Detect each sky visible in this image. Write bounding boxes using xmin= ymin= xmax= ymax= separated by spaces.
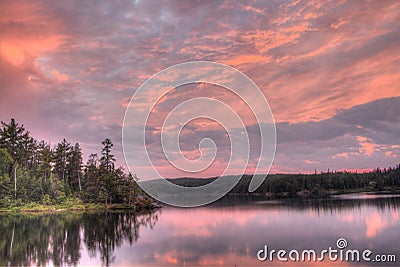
xmin=0 ymin=0 xmax=399 ymax=179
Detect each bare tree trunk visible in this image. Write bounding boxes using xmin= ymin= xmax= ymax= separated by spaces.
xmin=62 ymin=152 xmax=66 ymax=182
xmin=78 ymin=171 xmax=82 ymax=192
xmin=14 ymin=165 xmax=17 ymax=200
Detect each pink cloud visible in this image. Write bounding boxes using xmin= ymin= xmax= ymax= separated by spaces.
xmin=356 ymin=136 xmax=379 ymax=156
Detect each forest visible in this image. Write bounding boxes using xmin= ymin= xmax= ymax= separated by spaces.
xmin=233 ymin=166 xmax=400 ymax=196
xmin=170 ymin=166 xmax=400 ymax=197
xmin=0 ymin=118 xmax=153 ymax=211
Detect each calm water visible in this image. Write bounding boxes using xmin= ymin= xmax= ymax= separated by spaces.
xmin=1 ymin=194 xmax=400 ymax=266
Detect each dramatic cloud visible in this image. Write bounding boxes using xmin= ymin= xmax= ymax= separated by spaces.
xmin=1 ymin=0 xmax=399 ymax=176
xmin=274 ymin=97 xmax=400 ymax=173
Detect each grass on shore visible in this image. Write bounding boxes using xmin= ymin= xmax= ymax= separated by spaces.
xmin=0 ymin=197 xmax=160 ymax=213
xmin=0 ymin=201 xmax=104 ymax=213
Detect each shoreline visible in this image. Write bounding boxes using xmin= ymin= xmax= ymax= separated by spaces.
xmin=2 ymin=189 xmax=400 ymax=213
xmin=0 ymin=202 xmax=162 ymax=214
xmin=228 ymin=187 xmax=400 ymax=198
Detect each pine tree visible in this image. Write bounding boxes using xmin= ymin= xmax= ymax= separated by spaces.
xmin=53 ymin=139 xmax=72 ymax=183
xmin=82 ymin=154 xmax=100 ymax=202
xmin=68 ymin=143 xmax=83 ymax=192
xmin=0 ymin=119 xmax=36 ymax=199
xmin=100 ymin=138 xmax=115 ymax=172
xmin=0 ymin=148 xmax=13 ymax=200
xmin=36 ymin=141 xmax=51 ymax=184
xmin=0 ymin=118 xmax=35 ymax=169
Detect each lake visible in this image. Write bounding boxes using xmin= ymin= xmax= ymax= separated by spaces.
xmin=1 ymin=193 xmax=399 ymax=266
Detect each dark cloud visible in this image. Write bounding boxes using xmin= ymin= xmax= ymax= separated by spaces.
xmin=273 ymin=97 xmax=400 ymax=172
xmin=277 ymin=97 xmax=400 ymax=143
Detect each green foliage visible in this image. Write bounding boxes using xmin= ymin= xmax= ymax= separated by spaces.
xmin=100 ymin=138 xmax=115 ymax=171
xmin=0 ymin=148 xmax=13 ymax=173
xmin=170 ymin=166 xmax=400 ymax=197
xmin=62 ymin=197 xmax=84 ymax=209
xmin=15 ymin=166 xmax=43 ymax=202
xmin=42 ymin=194 xmax=52 ymax=205
xmin=0 ymin=118 xmax=35 ymax=168
xmin=0 ymin=196 xmax=12 ymax=208
xmin=0 ymin=118 xmax=147 ymax=209
xmin=56 ymin=192 xmax=67 ymax=204
xmin=53 ymin=138 xmax=71 ymax=183
xmin=82 ymin=139 xmax=142 ymax=205
xmin=0 ymin=147 xmax=14 ymax=199
xmin=226 ymin=166 xmax=400 ymax=196
xmin=36 ymin=140 xmax=51 ymax=185
xmin=68 ymin=143 xmax=83 ymax=192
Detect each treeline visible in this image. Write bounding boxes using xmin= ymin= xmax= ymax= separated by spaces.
xmin=231 ymin=167 xmax=400 ymax=196
xmin=0 ymin=118 xmax=143 ymax=207
xmin=170 ymin=167 xmax=400 ymax=197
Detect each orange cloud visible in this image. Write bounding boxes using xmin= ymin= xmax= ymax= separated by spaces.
xmin=223 ymin=54 xmax=271 ymax=66
xmin=0 ymin=2 xmax=66 ymax=67
xmin=52 ymin=69 xmax=69 ymax=82
xmin=356 ymin=136 xmax=378 ymax=156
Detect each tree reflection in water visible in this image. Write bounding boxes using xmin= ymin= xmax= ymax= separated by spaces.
xmin=0 ymin=210 xmax=160 ymax=266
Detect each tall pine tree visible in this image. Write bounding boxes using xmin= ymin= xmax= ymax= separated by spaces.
xmin=53 ymin=139 xmax=71 ymax=183
xmin=100 ymin=138 xmax=115 ymax=172
xmin=68 ymin=143 xmax=83 ymax=192
xmin=0 ymin=118 xmax=35 ymax=169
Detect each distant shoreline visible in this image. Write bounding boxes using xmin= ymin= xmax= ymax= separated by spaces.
xmin=228 ymin=188 xmax=400 ymax=198
xmin=162 ymin=168 xmax=400 ymax=198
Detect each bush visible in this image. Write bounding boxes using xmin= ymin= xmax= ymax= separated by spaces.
xmin=56 ymin=192 xmax=66 ymax=204
xmin=0 ymin=196 xmax=12 ymax=208
xmin=13 ymin=198 xmax=24 ymax=207
xmin=42 ymin=194 xmax=52 ymax=205
xmin=61 ymin=197 xmax=84 ymax=208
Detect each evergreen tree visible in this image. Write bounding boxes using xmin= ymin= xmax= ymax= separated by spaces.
xmin=36 ymin=141 xmax=52 ymax=184
xmin=99 ymin=139 xmax=118 ymax=204
xmin=53 ymin=139 xmax=72 ymax=183
xmin=0 ymin=118 xmax=150 ymax=207
xmin=68 ymin=143 xmax=83 ymax=192
xmin=0 ymin=118 xmax=35 ymax=169
xmin=82 ymin=154 xmax=100 ymax=202
xmin=15 ymin=165 xmax=43 ymax=202
xmin=100 ymin=138 xmax=115 ymax=171
xmin=0 ymin=148 xmax=13 ymax=201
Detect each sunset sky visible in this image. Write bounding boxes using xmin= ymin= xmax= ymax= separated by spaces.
xmin=1 ymin=0 xmax=399 ymax=178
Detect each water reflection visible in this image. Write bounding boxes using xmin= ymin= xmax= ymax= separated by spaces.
xmin=126 ymin=195 xmax=400 ymax=266
xmin=0 ymin=211 xmax=160 ymax=266
xmin=0 ymin=194 xmax=399 ymax=266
